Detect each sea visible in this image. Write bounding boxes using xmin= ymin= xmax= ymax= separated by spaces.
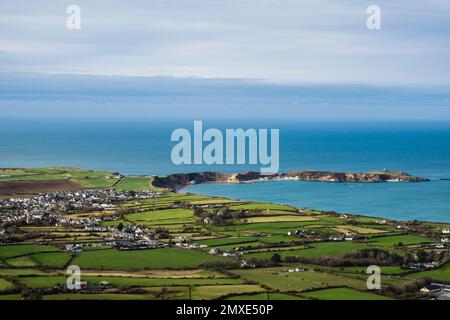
xmin=1 ymin=118 xmax=450 ymax=222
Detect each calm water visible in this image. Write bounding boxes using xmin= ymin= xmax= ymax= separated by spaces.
xmin=1 ymin=119 xmax=450 ymax=221
xmin=185 ymin=180 xmax=450 ymax=223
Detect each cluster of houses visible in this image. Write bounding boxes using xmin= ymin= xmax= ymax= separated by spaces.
xmin=329 ymin=231 xmax=354 ymax=241
xmin=409 ymin=261 xmax=438 ymax=271
xmin=176 ymin=242 xmax=207 ymax=249
xmin=282 ymin=267 xmax=307 ymax=273
xmin=209 ymin=247 xmax=241 ymax=257
xmin=420 ymin=283 xmax=450 ymax=300
xmin=110 ymin=239 xmax=166 ymax=251
xmin=286 ymin=229 xmax=354 ymax=241
xmin=0 ymin=189 xmax=160 ymax=228
xmin=65 ymin=244 xmax=83 ymax=253
xmin=0 ymin=189 xmax=165 ymax=250
xmin=287 ymin=229 xmax=323 ymax=240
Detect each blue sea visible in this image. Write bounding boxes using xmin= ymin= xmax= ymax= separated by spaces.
xmin=1 ymin=119 xmax=450 ymax=222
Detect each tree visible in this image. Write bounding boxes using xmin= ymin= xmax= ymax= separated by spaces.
xmin=194 ymin=207 xmax=205 ymax=217
xmin=416 ymin=249 xmax=427 ymax=263
xmin=117 ymin=222 xmax=124 ymax=231
xmin=271 ymin=253 xmax=282 ymax=265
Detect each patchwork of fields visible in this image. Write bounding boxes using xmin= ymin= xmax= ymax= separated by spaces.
xmin=0 ymin=168 xmax=449 ymax=300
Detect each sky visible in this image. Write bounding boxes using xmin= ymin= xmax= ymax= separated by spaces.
xmin=0 ymin=0 xmax=450 ymax=119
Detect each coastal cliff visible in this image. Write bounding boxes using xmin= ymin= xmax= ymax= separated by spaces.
xmin=152 ymin=170 xmax=429 ymax=191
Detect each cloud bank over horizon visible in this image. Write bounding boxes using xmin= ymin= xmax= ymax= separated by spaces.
xmin=1 ymin=0 xmax=450 ymax=85
xmin=1 ymin=73 xmax=450 ymax=120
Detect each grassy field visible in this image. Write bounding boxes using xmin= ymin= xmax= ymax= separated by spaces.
xmin=17 ymin=275 xmax=243 ymax=289
xmin=232 ymin=268 xmax=367 ymax=292
xmin=368 ymin=234 xmax=433 ymax=247
xmin=226 ymin=293 xmax=305 ymax=300
xmin=42 ymin=293 xmax=156 ymax=300
xmin=244 ymin=241 xmax=369 ymax=260
xmin=125 ymin=209 xmax=194 ymax=223
xmin=5 ymin=256 xmax=39 ymax=267
xmin=191 ymin=284 xmax=265 ymax=300
xmin=79 ymin=269 xmax=223 ymax=278
xmin=406 ymin=262 xmax=450 ymax=282
xmin=31 ymin=252 xmax=73 ymax=268
xmin=0 ymin=167 xmax=118 ymax=188
xmin=244 ymin=216 xmax=319 ymax=223
xmin=0 ymin=244 xmax=60 ymax=259
xmin=0 ymin=294 xmax=22 ymax=300
xmin=229 ymin=203 xmax=297 ymax=212
xmin=114 ymin=176 xmax=161 ymax=191
xmin=71 ymin=248 xmax=224 ymax=270
xmin=196 ymin=236 xmax=260 ymax=247
xmin=301 ymin=287 xmax=392 ymax=300
xmin=0 ymin=278 xmax=15 ymax=291
xmin=0 ymin=268 xmax=52 ymax=276
xmin=341 ymin=266 xmax=407 ymax=275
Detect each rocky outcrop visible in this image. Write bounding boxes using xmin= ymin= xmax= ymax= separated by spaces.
xmin=280 ymin=170 xmax=429 ymax=183
xmin=152 ymin=172 xmax=236 ymax=191
xmin=153 ymin=170 xmax=429 ymax=191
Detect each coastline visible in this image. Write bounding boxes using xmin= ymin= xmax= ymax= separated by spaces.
xmin=181 ymin=179 xmax=450 ymax=224
xmin=153 ymin=170 xmax=429 ymax=191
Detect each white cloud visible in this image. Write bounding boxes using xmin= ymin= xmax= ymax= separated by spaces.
xmin=0 ymin=0 xmax=449 ymax=85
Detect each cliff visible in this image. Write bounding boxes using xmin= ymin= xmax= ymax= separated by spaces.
xmin=152 ymin=170 xmax=429 ymax=191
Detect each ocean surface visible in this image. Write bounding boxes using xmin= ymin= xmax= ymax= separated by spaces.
xmin=1 ymin=119 xmax=450 ymax=222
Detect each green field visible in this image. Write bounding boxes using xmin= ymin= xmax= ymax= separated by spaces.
xmin=17 ymin=275 xmax=242 ymax=289
xmin=191 ymin=284 xmax=265 ymax=300
xmin=301 ymin=287 xmax=391 ymax=300
xmin=0 ymin=244 xmax=60 ymax=259
xmin=5 ymin=256 xmax=39 ymax=267
xmin=244 ymin=241 xmax=369 ymax=260
xmin=0 ymin=268 xmax=52 ymax=276
xmin=233 ymin=268 xmax=367 ymax=292
xmin=406 ymin=262 xmax=450 ymax=282
xmin=114 ymin=176 xmax=159 ymax=191
xmin=31 ymin=252 xmax=73 ymax=268
xmin=71 ymin=248 xmax=225 ymax=270
xmin=229 ymin=203 xmax=297 ymax=212
xmin=42 ymin=293 xmax=156 ymax=300
xmin=196 ymin=236 xmax=260 ymax=247
xmin=0 ymin=294 xmax=22 ymax=300
xmin=0 ymin=167 xmax=118 ymax=188
xmin=368 ymin=235 xmax=433 ymax=247
xmin=0 ymin=278 xmax=15 ymax=291
xmin=125 ymin=209 xmax=194 ymax=223
xmin=226 ymin=293 xmax=305 ymax=300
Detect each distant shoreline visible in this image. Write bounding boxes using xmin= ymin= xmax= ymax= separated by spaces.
xmin=153 ymin=170 xmax=430 ymax=191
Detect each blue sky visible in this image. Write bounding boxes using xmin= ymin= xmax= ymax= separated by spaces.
xmin=0 ymin=0 xmax=450 ymax=119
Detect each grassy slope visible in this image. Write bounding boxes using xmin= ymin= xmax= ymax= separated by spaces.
xmin=71 ymin=248 xmax=224 ymax=270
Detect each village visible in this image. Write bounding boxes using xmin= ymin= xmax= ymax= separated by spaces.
xmin=0 ymin=181 xmax=449 ymax=300
xmin=0 ymin=189 xmax=169 ymax=251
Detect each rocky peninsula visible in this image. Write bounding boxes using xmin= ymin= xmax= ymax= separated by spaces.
xmin=152 ymin=170 xmax=430 ymax=191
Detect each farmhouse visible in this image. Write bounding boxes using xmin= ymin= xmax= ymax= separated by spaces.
xmin=420 ymin=283 xmax=450 ymax=294
xmin=240 ymin=259 xmax=256 ymax=269
xmin=209 ymin=247 xmax=220 ymax=255
xmin=409 ymin=262 xmax=436 ymax=270
xmin=65 ymin=244 xmax=83 ymax=253
xmin=421 ymin=283 xmax=443 ymax=294
xmin=223 ymin=250 xmax=237 ymax=257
